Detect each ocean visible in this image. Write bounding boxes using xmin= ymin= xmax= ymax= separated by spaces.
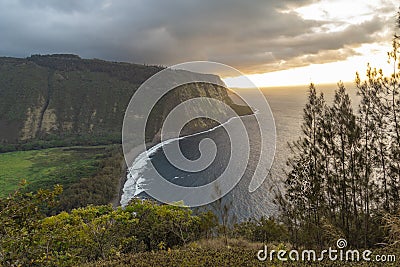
xmin=121 ymin=83 xmax=360 ymax=221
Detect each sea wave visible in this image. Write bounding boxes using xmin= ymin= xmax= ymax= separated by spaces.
xmin=120 ymin=114 xmax=247 ymax=207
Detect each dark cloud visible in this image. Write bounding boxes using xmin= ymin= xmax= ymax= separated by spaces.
xmin=18 ymin=0 xmax=99 ymax=13
xmin=0 ymin=0 xmax=395 ymax=74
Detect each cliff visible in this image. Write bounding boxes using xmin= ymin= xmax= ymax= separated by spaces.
xmin=0 ymin=54 xmax=237 ymax=150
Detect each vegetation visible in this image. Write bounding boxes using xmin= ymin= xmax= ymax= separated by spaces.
xmin=0 ymin=182 xmax=397 ymax=267
xmin=232 ymin=217 xmax=289 ymax=243
xmin=0 ymin=54 xmax=241 ymax=151
xmin=56 ymin=145 xmax=124 ymax=212
xmin=229 ymin=103 xmax=254 ymax=116
xmin=0 ymin=133 xmax=121 ymax=153
xmin=0 ymin=186 xmax=220 ymax=266
xmin=86 ymin=246 xmax=266 ymax=267
xmin=85 ymin=247 xmax=398 ymax=267
xmin=0 ymin=145 xmax=124 ymax=213
xmin=277 ymin=11 xmax=400 ymax=249
xmin=0 ymin=146 xmax=106 ymax=197
xmin=2 ymin=8 xmax=400 ymax=267
xmin=0 ymin=182 xmax=63 ymax=266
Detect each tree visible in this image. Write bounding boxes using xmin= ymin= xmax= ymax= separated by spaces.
xmin=328 ymin=82 xmax=364 ymax=246
xmin=233 ymin=217 xmax=288 ymax=243
xmin=210 ymin=183 xmax=236 ymax=246
xmin=0 ymin=181 xmax=62 ymax=265
xmin=280 ymin=83 xmax=326 ymax=247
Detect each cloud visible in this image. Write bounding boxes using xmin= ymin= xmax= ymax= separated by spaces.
xmin=0 ymin=0 xmax=396 ymax=74
xmin=17 ymin=0 xmax=99 ymax=13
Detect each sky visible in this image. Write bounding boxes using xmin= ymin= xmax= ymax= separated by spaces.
xmin=0 ymin=0 xmax=398 ymax=87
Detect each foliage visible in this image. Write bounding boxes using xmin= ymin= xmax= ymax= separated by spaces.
xmin=384 ymin=211 xmax=400 ymax=247
xmin=0 ymin=187 xmax=217 ymax=266
xmin=278 ymin=81 xmax=391 ymax=248
xmin=34 ymin=205 xmax=139 ymax=266
xmin=0 ymin=54 xmax=241 ymax=151
xmin=229 ymin=103 xmax=254 ymax=116
xmin=0 ymin=145 xmax=125 ymax=212
xmin=84 ymin=245 xmax=399 ymax=267
xmin=125 ymin=199 xmax=209 ymax=250
xmin=209 ymin=184 xmax=236 ymax=246
xmin=0 ymin=181 xmax=62 ymax=266
xmin=278 ymin=12 xmax=400 ymax=249
xmin=57 ymin=145 xmax=124 ymax=212
xmin=280 ymin=83 xmax=327 ymax=247
xmin=0 ymin=133 xmax=122 ymax=153
xmin=232 ymin=216 xmax=289 ymax=243
xmin=0 ymin=146 xmax=107 ymax=197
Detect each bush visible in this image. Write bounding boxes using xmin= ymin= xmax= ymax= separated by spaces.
xmin=0 ymin=187 xmax=217 ymax=266
xmin=232 ymin=216 xmax=289 ymax=243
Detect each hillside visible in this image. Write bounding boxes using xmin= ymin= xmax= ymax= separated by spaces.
xmin=0 ymin=54 xmax=248 ymax=209
xmin=0 ymin=54 xmax=236 ymax=151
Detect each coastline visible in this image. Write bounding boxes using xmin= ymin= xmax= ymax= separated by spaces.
xmin=112 ymin=141 xmax=156 ymax=207
xmin=115 ymin=104 xmax=255 ymax=207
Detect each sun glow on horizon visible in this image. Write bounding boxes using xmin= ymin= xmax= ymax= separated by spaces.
xmin=223 ymin=0 xmax=398 ymax=88
xmin=223 ymin=41 xmax=395 ymax=88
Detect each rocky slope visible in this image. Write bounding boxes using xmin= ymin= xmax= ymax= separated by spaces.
xmin=0 ymin=54 xmax=236 ymax=149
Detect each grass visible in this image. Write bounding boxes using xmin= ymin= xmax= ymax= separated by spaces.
xmin=85 ymin=239 xmax=399 ymax=267
xmin=86 ymin=247 xmax=399 ymax=267
xmin=0 ymin=146 xmax=110 ymax=197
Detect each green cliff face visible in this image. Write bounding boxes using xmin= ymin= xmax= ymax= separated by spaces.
xmin=0 ymin=54 xmax=234 ymax=148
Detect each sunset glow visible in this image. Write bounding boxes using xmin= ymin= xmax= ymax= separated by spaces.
xmin=224 ymin=0 xmax=398 ymax=87
xmin=0 ymin=0 xmax=398 ymax=88
xmin=224 ymin=42 xmax=394 ymax=88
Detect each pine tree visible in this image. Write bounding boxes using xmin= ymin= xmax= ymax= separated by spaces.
xmin=278 ymin=9 xmax=400 ymax=248
xmin=385 ymin=12 xmax=400 ymax=211
xmin=282 ymin=83 xmax=326 ymax=247
xmin=328 ymin=82 xmax=362 ymax=245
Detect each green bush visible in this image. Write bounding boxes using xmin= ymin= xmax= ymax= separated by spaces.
xmin=232 ymin=216 xmax=289 ymax=243
xmin=0 ymin=186 xmax=217 ymax=266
